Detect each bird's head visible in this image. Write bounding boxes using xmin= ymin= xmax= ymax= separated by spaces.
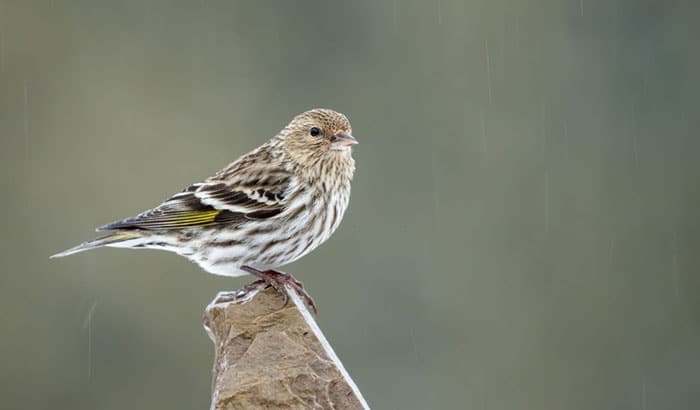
xmin=281 ymin=109 xmax=357 ymax=166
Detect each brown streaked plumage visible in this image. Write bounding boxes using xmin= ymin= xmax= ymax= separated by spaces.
xmin=51 ymin=108 xmax=358 ymax=311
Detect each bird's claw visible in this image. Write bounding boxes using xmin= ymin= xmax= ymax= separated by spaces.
xmin=240 ymin=266 xmax=318 ymax=314
xmin=212 ymin=279 xmax=268 ymax=305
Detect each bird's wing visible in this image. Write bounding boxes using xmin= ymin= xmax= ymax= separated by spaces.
xmin=97 ymin=169 xmax=295 ymax=232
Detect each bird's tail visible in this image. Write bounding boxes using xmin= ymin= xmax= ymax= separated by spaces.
xmin=50 ymin=231 xmax=145 ymax=258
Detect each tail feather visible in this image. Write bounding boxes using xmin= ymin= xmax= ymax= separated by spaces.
xmin=50 ymin=232 xmax=144 ymax=258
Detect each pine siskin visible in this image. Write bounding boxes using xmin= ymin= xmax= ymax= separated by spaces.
xmin=51 ymin=108 xmax=358 ymax=312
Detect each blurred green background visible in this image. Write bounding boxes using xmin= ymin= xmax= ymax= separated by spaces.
xmin=1 ymin=0 xmax=699 ymax=409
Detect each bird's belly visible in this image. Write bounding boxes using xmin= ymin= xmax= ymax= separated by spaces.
xmin=189 ymin=227 xmax=322 ymax=277
xmin=197 ymin=262 xmax=250 ymax=277
xmin=187 ymin=192 xmax=349 ymax=277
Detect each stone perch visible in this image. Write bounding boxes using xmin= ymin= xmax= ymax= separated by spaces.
xmin=203 ymin=285 xmax=370 ymax=410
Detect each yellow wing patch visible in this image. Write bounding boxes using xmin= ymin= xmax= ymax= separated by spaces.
xmin=98 ymin=209 xmax=224 ymax=231
xmin=153 ymin=210 xmax=221 ymax=228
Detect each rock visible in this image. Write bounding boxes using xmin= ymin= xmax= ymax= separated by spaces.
xmin=203 ymin=285 xmax=369 ymax=410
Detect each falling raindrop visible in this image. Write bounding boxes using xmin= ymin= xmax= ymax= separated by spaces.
xmin=609 ymin=237 xmax=615 ymax=265
xmin=642 ymin=53 xmax=652 ymax=96
xmin=485 ymin=39 xmax=493 ymax=104
xmin=672 ymin=231 xmax=680 ymax=297
xmin=563 ymin=120 xmax=569 ymax=160
xmin=23 ymin=82 xmax=29 ymax=162
xmin=479 ymin=109 xmax=487 ymax=154
xmin=544 ymin=171 xmax=550 ymax=234
xmin=23 ymin=83 xmax=29 ymax=137
xmin=0 ymin=29 xmax=4 ymax=74
xmin=631 ymin=104 xmax=639 ymax=167
xmin=82 ymin=301 xmax=99 ymax=381
xmin=479 ymin=379 xmax=486 ymax=410
xmin=430 ymin=147 xmax=440 ymax=224
xmin=540 ymin=101 xmax=547 ymax=154
xmin=408 ymin=326 xmax=419 ymax=364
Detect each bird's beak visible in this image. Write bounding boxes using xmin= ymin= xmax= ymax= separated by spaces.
xmin=331 ymin=131 xmax=358 ymax=149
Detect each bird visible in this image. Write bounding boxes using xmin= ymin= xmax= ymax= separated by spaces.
xmin=51 ymin=108 xmax=358 ymax=312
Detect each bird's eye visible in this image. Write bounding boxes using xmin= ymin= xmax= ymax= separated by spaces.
xmin=310 ymin=127 xmax=321 ymax=137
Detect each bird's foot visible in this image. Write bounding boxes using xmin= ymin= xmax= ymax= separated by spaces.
xmin=240 ymin=266 xmax=317 ymax=314
xmin=212 ymin=279 xmax=268 ymax=305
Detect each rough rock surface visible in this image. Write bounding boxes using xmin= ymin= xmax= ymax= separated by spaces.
xmin=203 ymin=286 xmax=369 ymax=410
